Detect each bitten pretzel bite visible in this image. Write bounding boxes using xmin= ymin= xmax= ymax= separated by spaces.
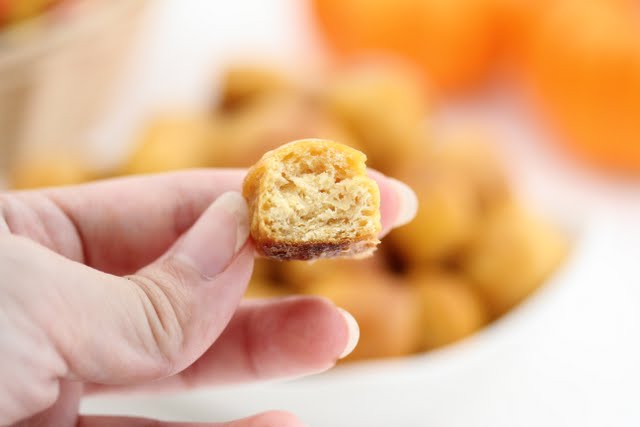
xmin=242 ymin=139 xmax=381 ymax=260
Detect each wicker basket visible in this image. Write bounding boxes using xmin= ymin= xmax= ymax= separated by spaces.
xmin=0 ymin=0 xmax=148 ymax=175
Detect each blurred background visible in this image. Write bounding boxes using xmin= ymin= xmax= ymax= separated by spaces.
xmin=1 ymin=0 xmax=639 ymax=425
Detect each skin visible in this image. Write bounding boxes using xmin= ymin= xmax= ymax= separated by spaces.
xmin=0 ymin=169 xmax=411 ymax=427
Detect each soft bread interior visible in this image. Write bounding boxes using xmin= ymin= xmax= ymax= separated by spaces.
xmin=258 ymin=144 xmax=378 ymax=243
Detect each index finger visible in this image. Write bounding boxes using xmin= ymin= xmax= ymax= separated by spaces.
xmin=1 ymin=169 xmax=415 ymax=274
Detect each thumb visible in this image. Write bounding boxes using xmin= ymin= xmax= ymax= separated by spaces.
xmin=9 ymin=191 xmax=252 ymax=387
xmin=121 ymin=191 xmax=253 ymax=380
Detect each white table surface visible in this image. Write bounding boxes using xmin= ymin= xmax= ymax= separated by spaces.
xmin=81 ymin=1 xmax=640 ymax=425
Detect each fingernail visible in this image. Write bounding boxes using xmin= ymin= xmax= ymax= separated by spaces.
xmin=337 ymin=308 xmax=360 ymax=359
xmin=219 ymin=192 xmax=251 ymax=254
xmin=388 ymin=177 xmax=418 ymax=228
xmin=174 ymin=192 xmax=249 ymax=278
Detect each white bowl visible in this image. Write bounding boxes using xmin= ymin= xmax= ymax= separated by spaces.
xmin=81 ymin=210 xmax=597 ymax=427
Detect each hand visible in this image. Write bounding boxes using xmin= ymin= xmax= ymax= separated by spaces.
xmin=0 ymin=169 xmax=417 ymax=427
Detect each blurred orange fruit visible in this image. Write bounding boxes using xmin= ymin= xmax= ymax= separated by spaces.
xmin=310 ymin=0 xmax=503 ymax=92
xmin=521 ymin=0 xmax=640 ymax=173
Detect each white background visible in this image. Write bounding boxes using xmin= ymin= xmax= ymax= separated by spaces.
xmin=82 ymin=1 xmax=640 ymax=425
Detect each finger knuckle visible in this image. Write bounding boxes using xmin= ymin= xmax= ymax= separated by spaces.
xmin=127 ymin=265 xmax=192 ymax=374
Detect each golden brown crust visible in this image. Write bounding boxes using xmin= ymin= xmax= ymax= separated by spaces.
xmin=257 ymin=238 xmax=378 ymax=261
